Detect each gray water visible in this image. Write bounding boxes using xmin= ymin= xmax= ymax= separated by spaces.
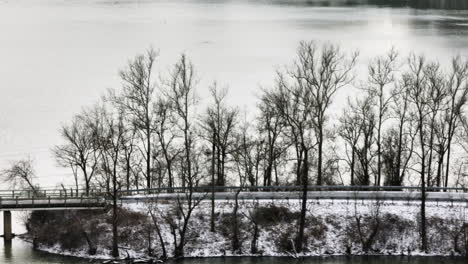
xmin=2 ymin=0 xmax=468 ymax=183
xmin=0 ymin=237 xmax=467 ymax=264
xmin=172 ymin=256 xmax=468 ymax=264
xmin=1 ymin=0 xmax=468 ymax=262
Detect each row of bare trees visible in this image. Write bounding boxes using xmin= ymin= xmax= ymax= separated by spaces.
xmin=44 ymin=42 xmax=468 ymax=255
xmin=53 ymin=45 xmax=468 ymax=196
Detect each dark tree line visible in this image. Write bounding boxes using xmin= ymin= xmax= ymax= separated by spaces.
xmin=49 ymin=42 xmax=468 ymax=255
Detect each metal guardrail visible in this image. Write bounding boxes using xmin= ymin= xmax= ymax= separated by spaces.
xmin=0 ymin=196 xmax=106 ymax=210
xmin=120 ymin=190 xmax=468 ymax=203
xmin=0 ymin=188 xmax=103 ymax=199
xmin=1 ymin=185 xmax=466 ymax=199
xmin=0 ymin=188 xmax=106 ymax=210
xmin=117 ymin=185 xmax=468 ymax=196
xmin=0 ymin=185 xmax=465 ymax=210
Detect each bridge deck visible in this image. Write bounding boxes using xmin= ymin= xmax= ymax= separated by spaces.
xmin=0 ymin=197 xmax=106 ymax=211
xmin=0 ymin=185 xmax=466 ymax=210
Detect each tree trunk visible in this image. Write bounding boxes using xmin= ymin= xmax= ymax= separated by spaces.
xmin=418 ymin=120 xmax=428 ymax=252
xmin=211 ymin=133 xmax=216 ymax=232
xmin=126 ymin=159 xmax=131 ymax=191
xmin=232 ymin=190 xmax=241 ymax=253
xmin=317 ymin=129 xmax=323 ymax=186
xmin=350 ymin=148 xmax=355 ymax=186
xmin=427 ymin=122 xmax=435 ymax=187
xmin=444 ymin=118 xmax=455 ymax=190
xmin=436 ymin=149 xmax=444 ymax=188
xmin=112 ymin=193 xmax=119 ymax=257
xmin=296 ymin=147 xmax=308 ymax=252
xmin=396 ymin=118 xmax=404 ymax=186
xmin=377 ymin=115 xmax=382 ymax=186
xmin=155 ymin=222 xmax=167 ymax=260
xmin=251 ymin=222 xmax=258 ymax=254
xmin=146 ymin=127 xmax=151 ymax=189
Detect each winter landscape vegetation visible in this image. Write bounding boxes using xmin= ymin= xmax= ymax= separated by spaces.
xmin=1 ymin=1 xmax=468 ymax=264
xmin=8 ymin=41 xmax=468 ymax=262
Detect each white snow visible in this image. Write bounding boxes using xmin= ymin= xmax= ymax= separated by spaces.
xmin=27 ymin=198 xmax=468 ymax=260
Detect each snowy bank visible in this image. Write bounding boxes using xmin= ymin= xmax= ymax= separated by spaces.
xmin=24 ymin=198 xmax=468 ymax=260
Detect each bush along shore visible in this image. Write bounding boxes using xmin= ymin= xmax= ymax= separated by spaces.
xmin=22 ymin=199 xmax=468 ymax=262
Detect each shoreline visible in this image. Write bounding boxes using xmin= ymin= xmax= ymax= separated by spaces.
xmin=22 ymin=240 xmax=468 ymax=263
xmin=22 ymin=200 xmax=468 ymax=261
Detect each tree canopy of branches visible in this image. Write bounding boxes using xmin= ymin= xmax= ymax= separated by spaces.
xmin=2 ymin=158 xmax=38 ymax=195
xmin=113 ymin=48 xmax=158 ymax=189
xmin=47 ymin=43 xmax=468 ymax=257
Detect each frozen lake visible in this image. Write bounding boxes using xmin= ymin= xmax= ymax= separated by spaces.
xmin=1 ymin=0 xmax=468 ymax=185
xmin=0 ymin=238 xmax=467 ymax=264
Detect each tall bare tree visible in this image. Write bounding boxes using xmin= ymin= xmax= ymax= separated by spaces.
xmin=154 ymin=97 xmax=181 ymax=190
xmin=201 ymin=83 xmax=238 ymax=232
xmin=423 ymin=62 xmax=447 ymax=187
xmin=53 ymin=110 xmax=101 ymax=195
xmin=339 ymin=98 xmax=364 ymax=185
xmin=405 ymin=54 xmax=430 ymax=252
xmin=113 ymin=48 xmax=158 ymax=189
xmin=443 ymin=57 xmax=468 ymax=189
xmin=232 ymin=114 xmax=264 ymax=188
xmin=92 ymin=104 xmax=126 ymax=258
xmin=258 ymin=93 xmax=285 ymax=186
xmin=353 ymin=96 xmax=376 ymax=186
xmin=385 ymin=77 xmax=417 ymax=186
xmin=292 ymin=41 xmax=357 ymax=186
xmin=202 ymin=84 xmax=238 ymax=187
xmin=165 ymin=54 xmax=205 ymax=257
xmin=365 ymin=48 xmax=398 ymax=186
xmin=264 ymin=41 xmax=356 ymax=252
xmin=120 ymin=123 xmax=138 ymax=191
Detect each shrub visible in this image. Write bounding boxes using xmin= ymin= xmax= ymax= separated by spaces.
xmin=275 ymin=225 xmax=308 ymax=253
xmin=306 ymin=215 xmax=327 ymax=240
xmin=253 ymin=204 xmax=299 ymax=226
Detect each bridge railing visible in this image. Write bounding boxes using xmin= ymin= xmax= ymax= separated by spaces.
xmin=117 ymin=185 xmax=468 ymax=196
xmin=0 ymin=193 xmax=106 ymax=210
xmin=0 ymin=188 xmax=104 ymax=200
xmin=1 ymin=185 xmax=466 ymax=202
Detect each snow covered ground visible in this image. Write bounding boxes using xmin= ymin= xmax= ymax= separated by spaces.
xmin=29 ymin=198 xmax=468 ymax=260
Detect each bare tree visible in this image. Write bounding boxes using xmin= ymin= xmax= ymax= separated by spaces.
xmin=120 ymin=123 xmax=138 ymax=191
xmin=434 ymin=117 xmax=449 ymax=188
xmin=53 ymin=111 xmax=101 ymax=195
xmin=154 ymin=97 xmax=181 ymax=190
xmin=353 ymin=96 xmax=376 ymax=186
xmin=264 ymin=70 xmax=315 ymax=252
xmin=232 ymin=114 xmax=264 ymax=188
xmin=113 ymin=48 xmax=158 ymax=189
xmin=91 ymin=103 xmax=126 ymax=258
xmin=424 ymin=62 xmax=447 ymax=187
xmin=2 ymin=157 xmax=39 ymax=195
xmin=353 ymin=198 xmax=383 ymax=253
xmin=165 ymin=54 xmax=206 ymax=258
xmin=165 ymin=54 xmax=197 ymax=191
xmin=291 ymin=41 xmax=357 ymax=186
xmin=201 ymin=84 xmax=238 ymax=187
xmin=53 ymin=145 xmax=80 ymax=194
xmin=385 ymin=77 xmax=417 ymax=186
xmin=339 ymin=98 xmax=364 ymax=185
xmin=405 ymin=54 xmax=430 ymax=252
xmin=241 ymin=199 xmax=260 ymax=254
xmin=444 ymin=56 xmax=468 ymax=189
xmin=258 ymin=92 xmax=285 ymax=186
xmin=365 ymin=48 xmax=398 ymax=186
xmin=146 ymin=197 xmax=168 ymax=260
xmin=264 ymin=41 xmax=356 ymax=252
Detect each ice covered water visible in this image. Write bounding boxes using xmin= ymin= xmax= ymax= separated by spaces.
xmin=1 ymin=0 xmax=468 ymax=184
